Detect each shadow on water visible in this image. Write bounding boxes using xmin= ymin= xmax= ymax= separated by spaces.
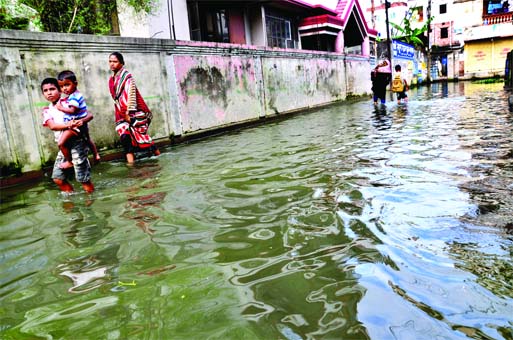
xmin=1 ymin=82 xmax=513 ymax=339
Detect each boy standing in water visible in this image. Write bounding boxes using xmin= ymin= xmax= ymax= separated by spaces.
xmin=41 ymin=77 xmax=95 ymax=193
xmin=55 ymin=70 xmax=100 ymax=169
xmin=391 ymin=64 xmax=409 ymax=104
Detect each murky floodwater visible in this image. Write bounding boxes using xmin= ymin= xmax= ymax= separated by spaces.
xmin=1 ymin=82 xmax=512 ymax=339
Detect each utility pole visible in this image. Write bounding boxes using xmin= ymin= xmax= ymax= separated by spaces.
xmin=426 ymin=0 xmax=432 ymax=83
xmin=371 ymin=0 xmax=376 ymax=29
xmin=385 ymin=0 xmax=392 ymax=64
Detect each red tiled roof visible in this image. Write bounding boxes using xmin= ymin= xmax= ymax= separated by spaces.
xmin=335 ymin=0 xmax=376 ymax=36
xmin=287 ymin=0 xmax=337 ymax=14
xmin=280 ymin=0 xmax=338 ymax=15
xmin=300 ymin=14 xmax=344 ymax=28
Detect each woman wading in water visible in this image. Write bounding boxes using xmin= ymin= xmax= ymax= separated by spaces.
xmin=108 ymin=52 xmax=160 ymax=164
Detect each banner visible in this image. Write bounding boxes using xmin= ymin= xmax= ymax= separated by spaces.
xmin=392 ymin=40 xmax=415 ymax=60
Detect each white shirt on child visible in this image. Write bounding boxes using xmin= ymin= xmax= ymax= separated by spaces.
xmin=42 ymin=103 xmax=65 ymax=142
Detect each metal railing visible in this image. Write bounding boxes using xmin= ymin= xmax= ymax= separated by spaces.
xmin=483 ymin=12 xmax=513 ymax=25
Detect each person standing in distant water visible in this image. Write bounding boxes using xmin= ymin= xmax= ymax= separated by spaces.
xmin=371 ymin=57 xmax=392 ymax=106
xmin=108 ymin=52 xmax=160 ymax=164
xmin=392 ymin=64 xmax=409 ymax=104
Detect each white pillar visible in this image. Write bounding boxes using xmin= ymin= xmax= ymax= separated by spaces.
xmin=362 ymin=36 xmax=370 ymax=56
xmin=335 ymin=30 xmax=344 ymax=53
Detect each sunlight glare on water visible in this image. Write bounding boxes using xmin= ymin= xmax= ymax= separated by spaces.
xmin=1 ymin=82 xmax=512 ymax=339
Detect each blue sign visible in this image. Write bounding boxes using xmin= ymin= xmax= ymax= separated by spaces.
xmin=392 ymin=40 xmax=415 ymax=60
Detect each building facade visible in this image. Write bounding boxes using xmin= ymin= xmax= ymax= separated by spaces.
xmin=358 ymin=0 xmax=513 ymax=80
xmin=463 ymin=0 xmax=513 ymax=77
xmin=115 ymin=0 xmax=377 ymax=57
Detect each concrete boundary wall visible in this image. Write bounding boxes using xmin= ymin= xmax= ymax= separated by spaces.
xmin=0 ymin=30 xmax=372 ymax=181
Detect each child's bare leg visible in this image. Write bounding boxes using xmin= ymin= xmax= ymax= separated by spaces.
xmin=58 ymin=130 xmax=76 ymax=169
xmin=53 ymin=178 xmax=74 ymax=192
xmin=58 ymin=152 xmax=74 ymax=169
xmin=81 ymin=181 xmax=95 ymax=193
xmin=126 ymin=152 xmax=135 ymax=164
xmin=89 ymin=140 xmax=101 ymax=162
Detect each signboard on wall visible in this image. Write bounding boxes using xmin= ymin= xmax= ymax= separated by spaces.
xmin=392 ymin=40 xmax=415 ymax=60
xmin=411 ymin=6 xmax=424 ymax=23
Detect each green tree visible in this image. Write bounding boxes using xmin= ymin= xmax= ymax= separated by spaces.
xmin=390 ymin=15 xmax=434 ymax=51
xmin=1 ymin=0 xmax=157 ymax=35
xmin=0 ymin=0 xmax=42 ymax=30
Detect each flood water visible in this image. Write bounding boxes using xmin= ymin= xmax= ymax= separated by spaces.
xmin=1 ymin=82 xmax=512 ymax=339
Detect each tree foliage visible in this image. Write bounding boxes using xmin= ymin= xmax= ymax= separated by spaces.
xmin=0 ymin=0 xmax=41 ymax=30
xmin=391 ymin=15 xmax=434 ymax=51
xmin=1 ymin=0 xmax=157 ymax=35
xmin=0 ymin=9 xmax=29 ymax=30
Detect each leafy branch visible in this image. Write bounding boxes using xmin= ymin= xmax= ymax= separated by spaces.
xmin=390 ymin=15 xmax=434 ymax=50
xmin=1 ymin=0 xmax=157 ymax=34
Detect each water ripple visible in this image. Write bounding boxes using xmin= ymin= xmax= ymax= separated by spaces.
xmin=1 ymin=82 xmax=512 ymax=339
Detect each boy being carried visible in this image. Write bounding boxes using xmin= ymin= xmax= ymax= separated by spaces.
xmin=55 ymin=70 xmax=100 ymax=169
xmin=391 ymin=64 xmax=409 ymax=104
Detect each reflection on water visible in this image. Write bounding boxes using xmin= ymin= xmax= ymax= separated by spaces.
xmin=123 ymin=163 xmax=166 ymax=236
xmin=58 ymin=244 xmax=119 ymax=293
xmin=1 ymin=82 xmax=512 ymax=339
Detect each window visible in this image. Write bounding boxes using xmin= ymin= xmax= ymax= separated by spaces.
xmin=485 ymin=0 xmax=509 ymax=14
xmin=204 ymin=9 xmax=230 ymax=43
xmin=266 ymin=15 xmax=296 ymax=48
xmin=440 ymin=4 xmax=447 ymax=14
xmin=369 ymin=40 xmax=376 ymax=58
xmin=440 ymin=27 xmax=448 ymax=39
xmin=188 ymin=2 xmax=201 ymax=41
xmin=188 ymin=5 xmax=231 ymax=43
xmin=345 ymin=45 xmax=362 ymax=54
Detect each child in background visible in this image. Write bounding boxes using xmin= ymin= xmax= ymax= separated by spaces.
xmin=391 ymin=64 xmax=409 ymax=104
xmin=56 ymin=70 xmax=100 ymax=169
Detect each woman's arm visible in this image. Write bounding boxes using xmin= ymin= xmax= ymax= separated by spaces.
xmin=127 ymin=78 xmax=138 ymax=113
xmin=118 ymin=78 xmax=132 ymax=122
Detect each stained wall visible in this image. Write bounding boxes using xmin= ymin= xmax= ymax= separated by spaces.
xmin=0 ymin=30 xmax=372 ymax=179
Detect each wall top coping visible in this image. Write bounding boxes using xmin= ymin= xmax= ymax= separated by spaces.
xmin=0 ymin=29 xmax=370 ymax=61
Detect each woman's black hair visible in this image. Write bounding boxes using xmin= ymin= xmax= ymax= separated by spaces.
xmin=110 ymin=52 xmax=125 ymax=65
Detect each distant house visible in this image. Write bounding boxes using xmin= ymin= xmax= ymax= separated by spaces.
xmin=186 ymin=0 xmax=336 ymax=49
xmin=299 ymin=0 xmax=378 ymax=55
xmin=117 ymin=0 xmax=376 ymax=56
xmin=430 ymin=0 xmax=513 ymax=78
xmin=429 ymin=0 xmax=466 ymax=80
xmin=358 ymin=0 xmax=513 ymax=79
xmin=463 ymin=0 xmax=513 ymax=78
